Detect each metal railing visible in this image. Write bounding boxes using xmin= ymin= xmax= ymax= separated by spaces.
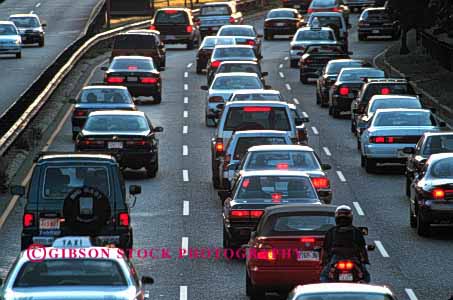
xmin=421 ymin=30 xmax=453 ymax=72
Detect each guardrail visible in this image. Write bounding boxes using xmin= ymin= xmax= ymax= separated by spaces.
xmin=421 ymin=30 xmax=453 ymax=72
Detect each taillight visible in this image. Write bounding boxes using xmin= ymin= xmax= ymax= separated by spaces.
xmin=229 ymin=16 xmax=235 ymax=24
xmin=186 ymin=25 xmax=193 ymax=33
xmin=332 ymin=7 xmax=340 ymax=12
xmin=369 ymin=136 xmax=394 ymax=143
xmin=311 ymin=177 xmax=330 ymax=189
xmin=126 ymin=140 xmax=149 ymax=146
xmin=257 ymin=249 xmax=277 ymax=260
xmin=304 ymin=58 xmax=312 ymax=64
xmin=127 ymin=65 xmax=138 ymax=70
xmin=74 ymin=110 xmax=87 ymax=117
xmin=208 ymin=96 xmax=224 ymax=103
xmin=381 ymin=87 xmax=391 ymax=95
xmin=164 ymin=9 xmax=178 ymax=14
xmin=276 ymin=163 xmax=289 ymax=170
xmin=242 ymin=178 xmax=250 ymax=188
xmin=336 ymin=260 xmax=354 ymax=271
xmin=301 ymin=237 xmax=315 ymax=243
xmin=243 ymin=106 xmax=271 ymax=112
xmin=119 ymin=212 xmax=130 ymax=226
xmin=291 ymin=45 xmax=305 ymax=51
xmin=149 ymin=25 xmax=156 ymax=30
xmin=106 ymin=76 xmax=125 ymax=83
xmin=339 ymin=86 xmax=349 ymax=96
xmin=215 ymin=138 xmax=224 ymax=153
xmin=432 ymin=188 xmax=445 ymax=200
xmin=211 ymin=60 xmax=221 ymax=68
xmin=79 ymin=139 xmax=104 ymax=146
xmin=247 ymin=39 xmax=255 ymax=46
xmin=250 ymin=210 xmax=264 ymax=218
xmin=23 ymin=213 xmax=34 ymax=227
xmin=272 ymin=193 xmax=282 ymax=203
xmin=140 ymin=77 xmax=159 ymax=84
xmin=230 ymin=210 xmax=250 ymax=218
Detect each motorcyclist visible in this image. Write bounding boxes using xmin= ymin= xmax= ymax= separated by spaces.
xmin=320 ymin=205 xmax=370 ymax=283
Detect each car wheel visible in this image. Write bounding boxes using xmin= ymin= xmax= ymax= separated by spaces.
xmin=161 ymin=57 xmax=166 ymax=68
xmin=72 ymin=132 xmax=78 ymax=141
xmin=154 ymin=93 xmax=162 ymax=104
xmin=290 ymin=59 xmax=298 ymax=68
xmin=358 ymin=34 xmax=367 ymax=41
xmin=405 ymin=176 xmax=411 ymax=197
xmin=146 ymin=157 xmax=158 ymax=178
xmin=196 ymin=62 xmax=203 ymax=74
xmin=249 ymin=285 xmax=265 ymax=300
xmin=332 ymin=106 xmax=340 ymax=118
xmin=357 ymin=139 xmax=361 ymax=151
xmin=321 ymin=95 xmax=329 ymax=108
xmin=328 ymin=105 xmax=333 ymax=115
xmin=16 ymin=52 xmax=21 ymax=59
xmin=222 ymin=226 xmax=230 ymax=248
xmin=409 ymin=206 xmax=416 ymax=228
xmin=364 ymin=157 xmax=376 ymax=173
xmin=38 ymin=39 xmax=44 ymax=47
xmin=212 ymin=170 xmax=221 ymax=188
xmin=245 ymin=272 xmax=252 ymax=296
xmin=416 ymin=211 xmax=430 ymax=237
xmin=187 ymin=40 xmax=194 ymax=50
xmin=316 ymin=92 xmax=321 ymax=105
xmin=361 ymin=154 xmax=365 ymax=167
xmin=351 ymin=120 xmax=356 ymax=133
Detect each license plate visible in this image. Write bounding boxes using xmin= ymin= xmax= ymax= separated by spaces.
xmin=33 ymin=236 xmax=55 ymax=245
xmin=372 ymin=30 xmax=380 ymax=34
xmin=39 ymin=218 xmax=60 ymax=230
xmin=339 ymin=273 xmax=353 ymax=281
xmin=211 ymin=26 xmax=219 ymax=30
xmin=275 ymin=22 xmax=286 ymax=26
xmin=108 ymin=142 xmax=123 ymax=149
xmin=166 ymin=35 xmax=176 ymax=40
xmin=294 ymin=4 xmax=301 ymax=8
xmin=297 ymin=250 xmax=319 ymax=261
xmin=128 ymin=76 xmax=138 ymax=82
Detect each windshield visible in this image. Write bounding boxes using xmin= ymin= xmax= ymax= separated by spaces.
xmin=326 ymin=61 xmax=364 ymax=74
xmin=9 ymin=17 xmax=40 ymax=28
xmin=200 ymin=5 xmax=231 ymax=15
xmin=237 ymin=176 xmax=317 ymax=200
xmin=114 ymin=34 xmax=157 ymax=49
xmin=0 ymin=24 xmax=18 ymax=35
xmin=84 ymin=115 xmax=150 ymax=132
xmin=218 ymin=27 xmax=255 ymax=37
xmin=13 ymin=259 xmax=126 ymax=287
xmin=311 ymin=0 xmax=336 ymax=7
xmin=362 ymin=10 xmax=390 ymax=20
xmin=224 ymin=107 xmax=291 ymax=131
xmin=373 ymin=111 xmax=434 ymax=127
xmin=213 ymin=47 xmax=255 ymax=58
xmin=272 ymin=214 xmax=335 ymax=233
xmin=233 ymin=137 xmax=288 ymax=160
xmin=155 ymin=10 xmax=188 ymax=24
xmin=212 ymin=76 xmax=262 ymax=89
xmin=43 ymin=166 xmax=110 ymax=199
xmin=79 ymin=89 xmax=131 ymax=104
xmin=369 ymin=99 xmax=421 ymax=113
xmin=232 ymin=93 xmax=281 ymax=101
xmin=296 ymin=30 xmax=334 ymax=41
xmin=268 ymin=10 xmax=296 ymax=18
xmin=218 ymin=64 xmax=259 ymax=74
xmin=111 ymin=58 xmax=154 ymax=71
xmin=246 ymin=150 xmax=321 ymax=170
xmin=339 ymin=69 xmax=385 ymax=81
xmin=311 ymin=16 xmax=342 ymax=28
xmin=202 ymin=37 xmax=235 ymax=48
xmin=296 ymin=293 xmax=393 ymax=300
xmin=423 ymin=136 xmax=453 ymax=155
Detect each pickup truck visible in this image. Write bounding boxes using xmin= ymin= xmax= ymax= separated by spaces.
xmin=195 ymin=2 xmax=243 ymax=37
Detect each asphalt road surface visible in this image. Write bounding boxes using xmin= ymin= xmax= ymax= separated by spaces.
xmin=0 ymin=13 xmax=451 ymax=300
xmin=0 ymin=0 xmax=102 ymax=113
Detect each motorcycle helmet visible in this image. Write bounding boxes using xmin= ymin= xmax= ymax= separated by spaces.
xmin=335 ymin=205 xmax=353 ymax=226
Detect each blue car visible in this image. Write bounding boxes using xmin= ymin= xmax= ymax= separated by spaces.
xmin=0 ymin=21 xmax=21 ymax=58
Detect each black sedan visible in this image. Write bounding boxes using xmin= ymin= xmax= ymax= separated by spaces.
xmin=263 ymin=8 xmax=304 ymax=40
xmin=196 ymin=36 xmax=235 ymax=74
xmin=221 ymin=170 xmax=321 ymax=249
xmin=329 ymin=67 xmax=385 ymax=118
xmin=70 ymin=85 xmax=136 ymax=140
xmin=75 ymin=110 xmax=163 ymax=178
xmin=409 ymin=153 xmax=453 ymax=236
xmin=102 ymin=56 xmax=162 ymax=104
xmin=358 ymin=7 xmax=401 ymax=41
xmin=316 ymin=59 xmax=370 ymax=107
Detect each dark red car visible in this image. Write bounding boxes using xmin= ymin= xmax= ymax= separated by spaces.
xmin=245 ymin=204 xmax=337 ymax=299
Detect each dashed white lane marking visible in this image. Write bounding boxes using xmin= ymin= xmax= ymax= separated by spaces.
xmin=36 ymin=2 xmax=41 ymax=7
xmin=183 ymin=145 xmax=188 ymax=156
xmin=184 ymin=84 xmax=188 ymax=90
xmin=183 ymin=201 xmax=190 ymax=216
xmin=279 ymin=72 xmax=284 ymax=78
xmin=181 ymin=238 xmax=189 ymax=256
xmin=180 ymin=285 xmax=188 ymax=300
xmin=285 ymin=83 xmax=291 ymax=90
xmin=184 ymin=72 xmax=188 ymax=78
xmin=405 ymin=289 xmax=418 ymax=300
xmin=187 ymin=63 xmax=192 ymax=68
xmin=183 ymin=170 xmax=189 ymax=182
xmin=183 ymin=125 xmax=188 ymax=134
xmin=302 ymin=111 xmax=309 ymax=118
xmin=284 ymin=56 xmax=289 ymax=60
xmin=375 ymin=240 xmax=390 ymax=258
xmin=353 ymin=201 xmax=365 ymax=216
xmin=279 ymin=64 xmax=283 ymax=68
xmin=184 ymin=96 xmax=188 ymax=104
xmin=311 ymin=126 xmax=319 ymax=135
xmin=183 ymin=110 xmax=188 ymax=118
xmin=293 ymin=98 xmax=300 ymax=105
xmin=323 ymin=147 xmax=331 ymax=156
xmin=336 ymin=171 xmax=346 ymax=182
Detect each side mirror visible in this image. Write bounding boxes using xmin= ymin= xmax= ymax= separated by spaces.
xmin=261 ymin=71 xmax=268 ymax=77
xmin=129 ymin=185 xmax=142 ymax=195
xmin=321 ymin=163 xmax=332 ymax=170
xmin=216 ymin=103 xmax=225 ymax=110
xmin=367 ymin=244 xmax=375 ymax=251
xmin=10 ymin=185 xmax=25 ymax=196
xmin=200 ymin=85 xmax=208 ymax=90
xmin=264 ymin=85 xmax=272 ymax=89
xmin=100 ymin=66 xmax=108 ymax=71
xmin=141 ymin=276 xmax=154 ymax=285
xmin=153 ymin=126 xmax=164 ymax=132
xmin=69 ymin=98 xmax=77 ymax=104
xmin=439 ymin=121 xmax=447 ymax=128
xmin=348 ymin=51 xmax=354 ymax=55
xmin=402 ymin=147 xmax=415 ymax=154
xmin=358 ymin=226 xmax=369 ymax=236
xmin=42 ymin=23 xmax=47 ymax=28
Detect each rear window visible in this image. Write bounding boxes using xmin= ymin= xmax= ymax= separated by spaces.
xmin=326 ymin=61 xmax=364 ymax=74
xmin=237 ymin=176 xmax=317 ymax=200
xmin=111 ymin=58 xmax=154 ymax=70
xmin=201 ymin=37 xmax=235 ymax=48
xmin=200 ymin=5 xmax=231 ymax=15
xmin=296 ymin=30 xmax=335 ymax=41
xmin=84 ymin=115 xmax=150 ymax=132
xmin=423 ymin=136 xmax=453 ymax=155
xmin=362 ymin=9 xmax=389 ymax=20
xmin=232 ymin=93 xmax=282 ymax=101
xmin=79 ymin=88 xmax=131 ymax=104
xmin=246 ymin=150 xmax=321 ymax=171
xmin=218 ymin=27 xmax=255 ymax=37
xmin=224 ymin=107 xmax=291 ymax=131
xmin=373 ymin=111 xmax=434 ymax=127
xmin=339 ymin=69 xmax=385 ymax=81
xmin=14 ymin=260 xmax=126 ymax=287
xmin=212 ymin=76 xmax=262 ymax=89
xmin=272 ymin=214 xmax=335 ymax=233
xmin=113 ymin=34 xmax=157 ymax=49
xmin=155 ymin=10 xmax=189 ymax=24
xmin=311 ymin=0 xmax=336 ymax=8
xmin=233 ymin=137 xmax=288 ymax=160
xmin=369 ymin=99 xmax=421 ymax=113
xmin=213 ymin=47 xmax=255 ymax=59
xmin=362 ymin=83 xmax=414 ymax=103
xmin=218 ymin=64 xmax=259 ymax=74
xmin=267 ymin=10 xmax=296 ymax=18
xmin=295 ymin=293 xmax=394 ymax=300
xmin=311 ymin=16 xmax=343 ymax=28
xmin=305 ymin=44 xmax=343 ymax=54
xmin=43 ymin=166 xmax=110 ymax=199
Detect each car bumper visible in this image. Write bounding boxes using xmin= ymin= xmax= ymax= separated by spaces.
xmin=77 ymin=148 xmax=157 ymax=169
xmin=225 ymin=224 xmax=254 ymax=246
xmin=0 ymin=46 xmax=20 ymax=54
xmin=71 ymin=117 xmax=87 ymax=133
xmin=115 ymin=83 xmax=161 ymax=97
xmin=358 ymin=27 xmax=398 ymax=36
xmin=20 ymin=33 xmax=43 ymax=43
xmin=161 ymin=34 xmax=193 ymax=43
xmin=265 ymin=27 xmax=297 ymax=35
xmin=345 ymin=1 xmax=375 ymax=8
xmin=332 ymin=95 xmax=355 ymax=111
xmin=420 ymin=204 xmax=453 ymax=223
xmin=363 ymin=143 xmax=414 ymax=161
xmin=199 ymin=27 xmax=222 ymax=35
xmin=249 ymin=267 xmax=320 ymax=289
xmin=289 ymin=50 xmax=303 ymax=60
xmin=300 ymin=66 xmax=322 ymax=78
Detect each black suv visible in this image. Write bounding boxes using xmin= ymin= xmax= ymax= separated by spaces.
xmin=11 ymin=152 xmax=141 ymax=251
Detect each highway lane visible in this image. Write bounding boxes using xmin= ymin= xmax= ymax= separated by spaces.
xmin=0 ymin=12 xmax=450 ymax=300
xmin=0 ymin=0 xmax=102 ymax=114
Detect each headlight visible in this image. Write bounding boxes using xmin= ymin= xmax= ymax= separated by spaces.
xmin=15 ymin=39 xmax=21 ymax=45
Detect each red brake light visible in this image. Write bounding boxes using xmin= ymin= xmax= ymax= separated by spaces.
xmin=164 ymin=9 xmax=178 ymax=14
xmin=257 ymin=249 xmax=277 ymax=260
xmin=381 ymin=87 xmax=391 ymax=95
xmin=301 ymin=237 xmax=315 ymax=243
xmin=107 ymin=76 xmax=125 ymax=83
xmin=243 ymin=107 xmax=271 ymax=112
xmin=337 ymin=260 xmax=354 ymax=271
xmin=23 ymin=213 xmax=33 ymax=227
xmin=387 ymin=137 xmax=395 ymax=143
xmin=332 ymin=7 xmax=340 ymax=12
xmin=272 ymin=193 xmax=282 ymax=203
xmin=276 ymin=163 xmax=289 ymax=170
xmin=79 ymin=140 xmax=104 ymax=146
xmin=74 ymin=110 xmax=87 ymax=117
xmin=208 ymin=96 xmax=224 ymax=103
xmin=126 ymin=140 xmax=148 ymax=146
xmin=211 ymin=60 xmax=221 ymax=68
xmin=229 ymin=16 xmax=235 ymax=24
xmin=242 ymin=178 xmax=250 ymax=188
xmin=231 ymin=210 xmax=250 ymax=217
xmin=149 ymin=25 xmax=156 ymax=30
xmin=311 ymin=177 xmax=330 ymax=189
xmin=250 ymin=210 xmax=264 ymax=218
xmin=215 ymin=141 xmax=224 ymax=153
xmin=339 ymin=87 xmax=349 ymax=96
xmin=127 ymin=65 xmax=138 ymax=70
xmin=119 ymin=213 xmax=129 ymax=226
xmin=140 ymin=77 xmax=158 ymax=84
xmin=370 ymin=136 xmax=395 ymax=143
xmin=186 ymin=25 xmax=193 ymax=33
xmin=247 ymin=39 xmax=255 ymax=46
xmin=432 ymin=188 xmax=445 ymax=200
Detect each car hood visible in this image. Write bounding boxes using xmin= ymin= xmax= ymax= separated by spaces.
xmin=81 ymin=130 xmax=150 ymax=136
xmin=5 ymin=286 xmax=135 ymax=300
xmin=0 ymin=35 xmax=20 ymax=41
xmin=368 ymin=126 xmax=440 ymax=136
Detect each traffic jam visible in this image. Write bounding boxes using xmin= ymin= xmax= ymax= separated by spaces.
xmin=1 ymin=0 xmax=452 ymax=299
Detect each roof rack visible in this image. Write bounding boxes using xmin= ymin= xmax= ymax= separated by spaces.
xmin=34 ymin=151 xmax=116 ymax=162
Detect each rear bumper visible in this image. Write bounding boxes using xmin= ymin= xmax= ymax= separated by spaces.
xmin=358 ymin=26 xmax=398 ymax=36
xmin=111 ymin=83 xmax=161 ymax=97
xmin=345 ymin=1 xmax=375 ymax=8
xmin=264 ymin=26 xmax=297 ymax=35
xmin=199 ymin=27 xmax=222 ymax=35
xmin=225 ymin=224 xmax=254 ymax=246
xmin=76 ymin=148 xmax=157 ymax=169
xmin=420 ymin=205 xmax=453 ymax=224
xmin=363 ymin=143 xmax=414 ymax=161
xmin=249 ymin=267 xmax=320 ymax=289
xmin=161 ymin=34 xmax=194 ymax=43
xmin=332 ymin=95 xmax=354 ymax=111
xmin=300 ymin=66 xmax=322 ymax=78
xmin=20 ymin=33 xmax=44 ymax=43
xmin=0 ymin=46 xmax=20 ymax=54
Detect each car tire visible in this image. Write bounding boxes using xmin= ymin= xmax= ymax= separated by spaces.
xmin=405 ymin=176 xmax=411 ymax=197
xmin=361 ymin=154 xmax=365 ymax=167
xmin=416 ymin=211 xmax=430 ymax=237
xmin=154 ymin=93 xmax=162 ymax=104
xmin=222 ymin=225 xmax=230 ymax=248
xmin=16 ymin=52 xmax=21 ymax=59
xmin=187 ymin=40 xmax=194 ymax=50
xmin=332 ymin=106 xmax=340 ymax=118
xmin=357 ymin=138 xmax=361 ymax=151
xmin=196 ymin=63 xmax=203 ymax=74
xmin=316 ymin=92 xmax=321 ymax=105
xmin=246 ymin=272 xmax=252 ymax=296
xmin=328 ymin=105 xmax=333 ymax=115
xmin=264 ymin=32 xmax=272 ymax=40
xmin=290 ymin=59 xmax=298 ymax=68
xmin=72 ymin=132 xmax=78 ymax=141
xmin=212 ymin=171 xmax=221 ymax=189
xmin=161 ymin=57 xmax=166 ymax=68
xmin=38 ymin=39 xmax=44 ymax=47
xmin=409 ymin=206 xmax=416 ymax=228
xmin=351 ymin=120 xmax=356 ymax=133
xmin=364 ymin=157 xmax=376 ymax=173
xmin=358 ymin=34 xmax=367 ymax=41
xmin=146 ymin=157 xmax=158 ymax=178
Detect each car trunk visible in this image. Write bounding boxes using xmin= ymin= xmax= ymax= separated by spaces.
xmin=199 ymin=15 xmax=231 ymax=27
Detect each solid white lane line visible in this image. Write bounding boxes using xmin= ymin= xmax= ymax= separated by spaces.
xmin=180 ymin=286 xmax=188 ymax=300
xmin=279 ymin=64 xmax=283 ymax=68
xmin=374 ymin=240 xmax=390 ymax=258
xmin=405 ymin=289 xmax=418 ymax=300
xmin=336 ymin=171 xmax=346 ymax=182
xmin=36 ymin=2 xmax=41 ymax=7
xmin=322 ymin=147 xmax=331 ymax=156
xmin=183 ymin=125 xmax=188 ymax=134
xmin=311 ymin=126 xmax=319 ymax=135
xmin=183 ymin=110 xmax=188 ymax=118
xmin=187 ymin=63 xmax=192 ymax=68
xmin=183 ymin=170 xmax=189 ymax=182
xmin=284 ymin=56 xmax=289 ymax=60
xmin=353 ymin=202 xmax=365 ymax=216
xmin=181 ymin=238 xmax=189 ymax=256
xmin=182 ymin=145 xmax=188 ymax=156
xmin=183 ymin=201 xmax=189 ymax=216
xmin=279 ymin=72 xmax=284 ymax=78
xmin=301 ymin=111 xmax=308 ymax=118
xmin=184 ymin=96 xmax=188 ymax=104
xmin=184 ymin=84 xmax=188 ymax=90
xmin=285 ymin=83 xmax=291 ymax=90
xmin=184 ymin=72 xmax=188 ymax=78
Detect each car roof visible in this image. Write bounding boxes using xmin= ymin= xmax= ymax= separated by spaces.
xmin=328 ymin=59 xmax=364 ymax=64
xmin=215 ymin=72 xmax=259 ymax=77
xmin=264 ymin=203 xmax=337 ymax=215
xmin=88 ymin=110 xmax=145 ymax=117
xmin=220 ymin=24 xmax=254 ymax=29
xmin=269 ymin=8 xmax=298 ymax=12
xmin=248 ymin=144 xmax=315 ymax=152
xmin=232 ymin=89 xmax=280 ymax=94
xmin=241 ymin=170 xmax=312 ymax=177
xmin=0 ymin=21 xmax=16 ymax=26
xmin=201 ymin=1 xmax=232 ymax=6
xmin=219 ymin=60 xmax=258 ymax=65
xmin=369 ymin=95 xmax=419 ymax=102
xmin=225 ymin=100 xmax=289 ymax=107
xmin=157 ymin=7 xmax=190 ymax=12
xmin=9 ymin=14 xmax=39 ymax=18
xmin=231 ymin=130 xmax=290 ymax=137
xmin=37 ymin=153 xmax=116 ymax=163
xmin=214 ymin=44 xmax=254 ymax=49
xmin=363 ymin=7 xmax=386 ymax=12
xmin=374 ymin=108 xmax=429 ymax=114
xmin=292 ymin=283 xmax=394 ymax=295
xmin=423 ymin=131 xmax=453 ymax=138
xmin=82 ymin=85 xmax=128 ymax=91
xmin=427 ymin=152 xmax=453 ymax=163
xmin=340 ymin=67 xmax=381 ymax=73
xmin=297 ymin=26 xmax=333 ymax=32
xmin=112 ymin=55 xmax=152 ymax=61
xmin=122 ymin=30 xmax=160 ymax=35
